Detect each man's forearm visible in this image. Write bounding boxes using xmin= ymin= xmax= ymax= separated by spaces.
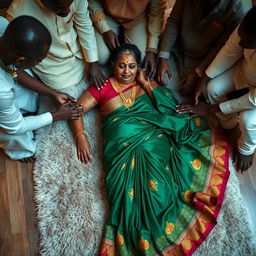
xmin=17 ymin=70 xmax=58 ymax=97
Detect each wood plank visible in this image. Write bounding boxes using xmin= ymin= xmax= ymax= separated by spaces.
xmin=21 ymin=163 xmax=39 ymax=255
xmin=5 ymin=158 xmax=27 ymax=234
xmin=1 ymin=149 xmax=39 ymax=255
xmin=0 ymin=156 xmax=13 ymax=256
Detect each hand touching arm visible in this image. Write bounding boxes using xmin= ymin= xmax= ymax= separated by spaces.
xmin=69 ymin=91 xmax=98 ymax=164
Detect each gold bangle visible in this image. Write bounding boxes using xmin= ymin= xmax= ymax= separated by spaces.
xmin=90 ymin=12 xmax=106 ymax=23
xmin=144 ymin=80 xmax=151 ymax=88
xmin=146 ymin=48 xmax=158 ymax=54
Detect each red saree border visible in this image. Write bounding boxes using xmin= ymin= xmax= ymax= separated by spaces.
xmin=163 ymin=126 xmax=230 ymax=256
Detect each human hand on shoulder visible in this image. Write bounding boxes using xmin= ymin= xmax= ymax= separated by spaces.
xmin=157 ymin=57 xmax=172 ymax=86
xmin=76 ymin=133 xmax=92 ymax=164
xmin=88 ymin=61 xmax=107 ymax=90
xmin=102 ymin=30 xmax=120 ymax=50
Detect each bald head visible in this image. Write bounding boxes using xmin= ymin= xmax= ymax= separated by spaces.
xmin=3 ymin=15 xmax=51 ymax=59
xmin=41 ymin=0 xmax=74 ymax=17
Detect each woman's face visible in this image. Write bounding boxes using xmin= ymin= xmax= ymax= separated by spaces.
xmin=114 ymin=52 xmax=138 ymax=84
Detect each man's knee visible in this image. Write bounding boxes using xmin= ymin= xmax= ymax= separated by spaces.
xmin=239 ymin=110 xmax=256 ymax=131
xmin=206 ymin=80 xmax=221 ymax=102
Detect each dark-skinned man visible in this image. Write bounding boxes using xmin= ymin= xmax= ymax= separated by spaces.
xmin=88 ymin=0 xmax=165 ymax=80
xmin=0 ymin=16 xmax=83 ymax=163
xmin=7 ymin=0 xmax=106 ymax=90
xmin=177 ymin=7 xmax=256 ymax=173
xmin=157 ymin=0 xmax=251 ymax=99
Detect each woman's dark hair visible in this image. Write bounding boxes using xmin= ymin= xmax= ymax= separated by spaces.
xmin=110 ymin=43 xmax=141 ymax=65
xmin=241 ymin=6 xmax=256 ymax=36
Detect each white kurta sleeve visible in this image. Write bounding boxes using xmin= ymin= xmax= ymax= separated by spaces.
xmin=147 ymin=0 xmax=165 ymax=50
xmin=220 ymin=89 xmax=256 ymax=114
xmin=206 ymin=28 xmax=244 ymax=78
xmin=0 ymin=90 xmax=52 ymax=135
xmin=74 ymin=0 xmax=99 ymax=62
xmin=88 ymin=0 xmax=111 ymax=34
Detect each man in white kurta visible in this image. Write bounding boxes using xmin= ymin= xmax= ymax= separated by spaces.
xmin=0 ymin=16 xmax=83 ymax=160
xmin=0 ymin=16 xmax=53 ymax=160
xmin=0 ymin=68 xmax=53 ymax=160
xmin=204 ymin=7 xmax=256 ymax=171
xmin=7 ymin=0 xmax=106 ymax=90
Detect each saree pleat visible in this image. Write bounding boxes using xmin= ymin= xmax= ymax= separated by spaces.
xmin=100 ymin=86 xmax=230 ymax=256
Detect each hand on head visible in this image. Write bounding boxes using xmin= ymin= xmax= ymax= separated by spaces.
xmin=103 ymin=30 xmax=120 ymax=50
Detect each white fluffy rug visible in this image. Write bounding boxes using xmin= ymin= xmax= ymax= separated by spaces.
xmin=34 ymin=80 xmax=256 ymax=255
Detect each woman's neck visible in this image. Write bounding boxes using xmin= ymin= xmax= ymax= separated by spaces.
xmin=113 ymin=77 xmax=135 ymax=88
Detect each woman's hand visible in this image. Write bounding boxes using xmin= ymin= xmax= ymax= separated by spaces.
xmin=88 ymin=61 xmax=106 ymax=90
xmin=76 ymin=134 xmax=92 ymax=164
xmin=136 ymin=68 xmax=148 ymax=86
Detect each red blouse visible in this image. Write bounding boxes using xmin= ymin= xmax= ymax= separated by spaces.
xmin=88 ymin=79 xmax=136 ymax=107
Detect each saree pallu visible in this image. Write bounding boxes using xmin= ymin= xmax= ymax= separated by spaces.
xmin=100 ymin=86 xmax=230 ymax=256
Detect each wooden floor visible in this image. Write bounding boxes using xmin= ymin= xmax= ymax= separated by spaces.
xmin=0 ymin=150 xmax=39 ymax=256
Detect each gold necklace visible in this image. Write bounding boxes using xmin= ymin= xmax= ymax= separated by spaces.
xmin=114 ymin=78 xmax=136 ymax=109
xmin=0 ymin=59 xmax=18 ymax=83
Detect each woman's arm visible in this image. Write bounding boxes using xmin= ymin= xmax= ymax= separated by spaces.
xmin=136 ymin=69 xmax=159 ymax=98
xmin=69 ymin=91 xmax=98 ymax=164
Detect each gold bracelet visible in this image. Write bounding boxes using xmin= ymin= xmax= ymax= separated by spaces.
xmin=144 ymin=80 xmax=151 ymax=88
xmin=146 ymin=48 xmax=158 ymax=54
xmin=90 ymin=12 xmax=106 ymax=23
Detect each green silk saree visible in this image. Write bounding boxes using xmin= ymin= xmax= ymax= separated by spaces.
xmin=100 ymin=86 xmax=230 ymax=256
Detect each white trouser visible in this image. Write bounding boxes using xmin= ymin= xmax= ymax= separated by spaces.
xmin=0 ymin=75 xmax=38 ymax=160
xmin=207 ymin=67 xmax=256 ymax=155
xmin=94 ymin=16 xmax=147 ymax=65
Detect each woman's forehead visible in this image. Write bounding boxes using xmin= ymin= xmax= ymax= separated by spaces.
xmin=116 ymin=53 xmax=137 ymax=63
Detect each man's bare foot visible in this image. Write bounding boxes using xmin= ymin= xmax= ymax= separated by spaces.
xmin=235 ymin=151 xmax=254 ymax=173
xmin=19 ymin=155 xmax=36 ymax=163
